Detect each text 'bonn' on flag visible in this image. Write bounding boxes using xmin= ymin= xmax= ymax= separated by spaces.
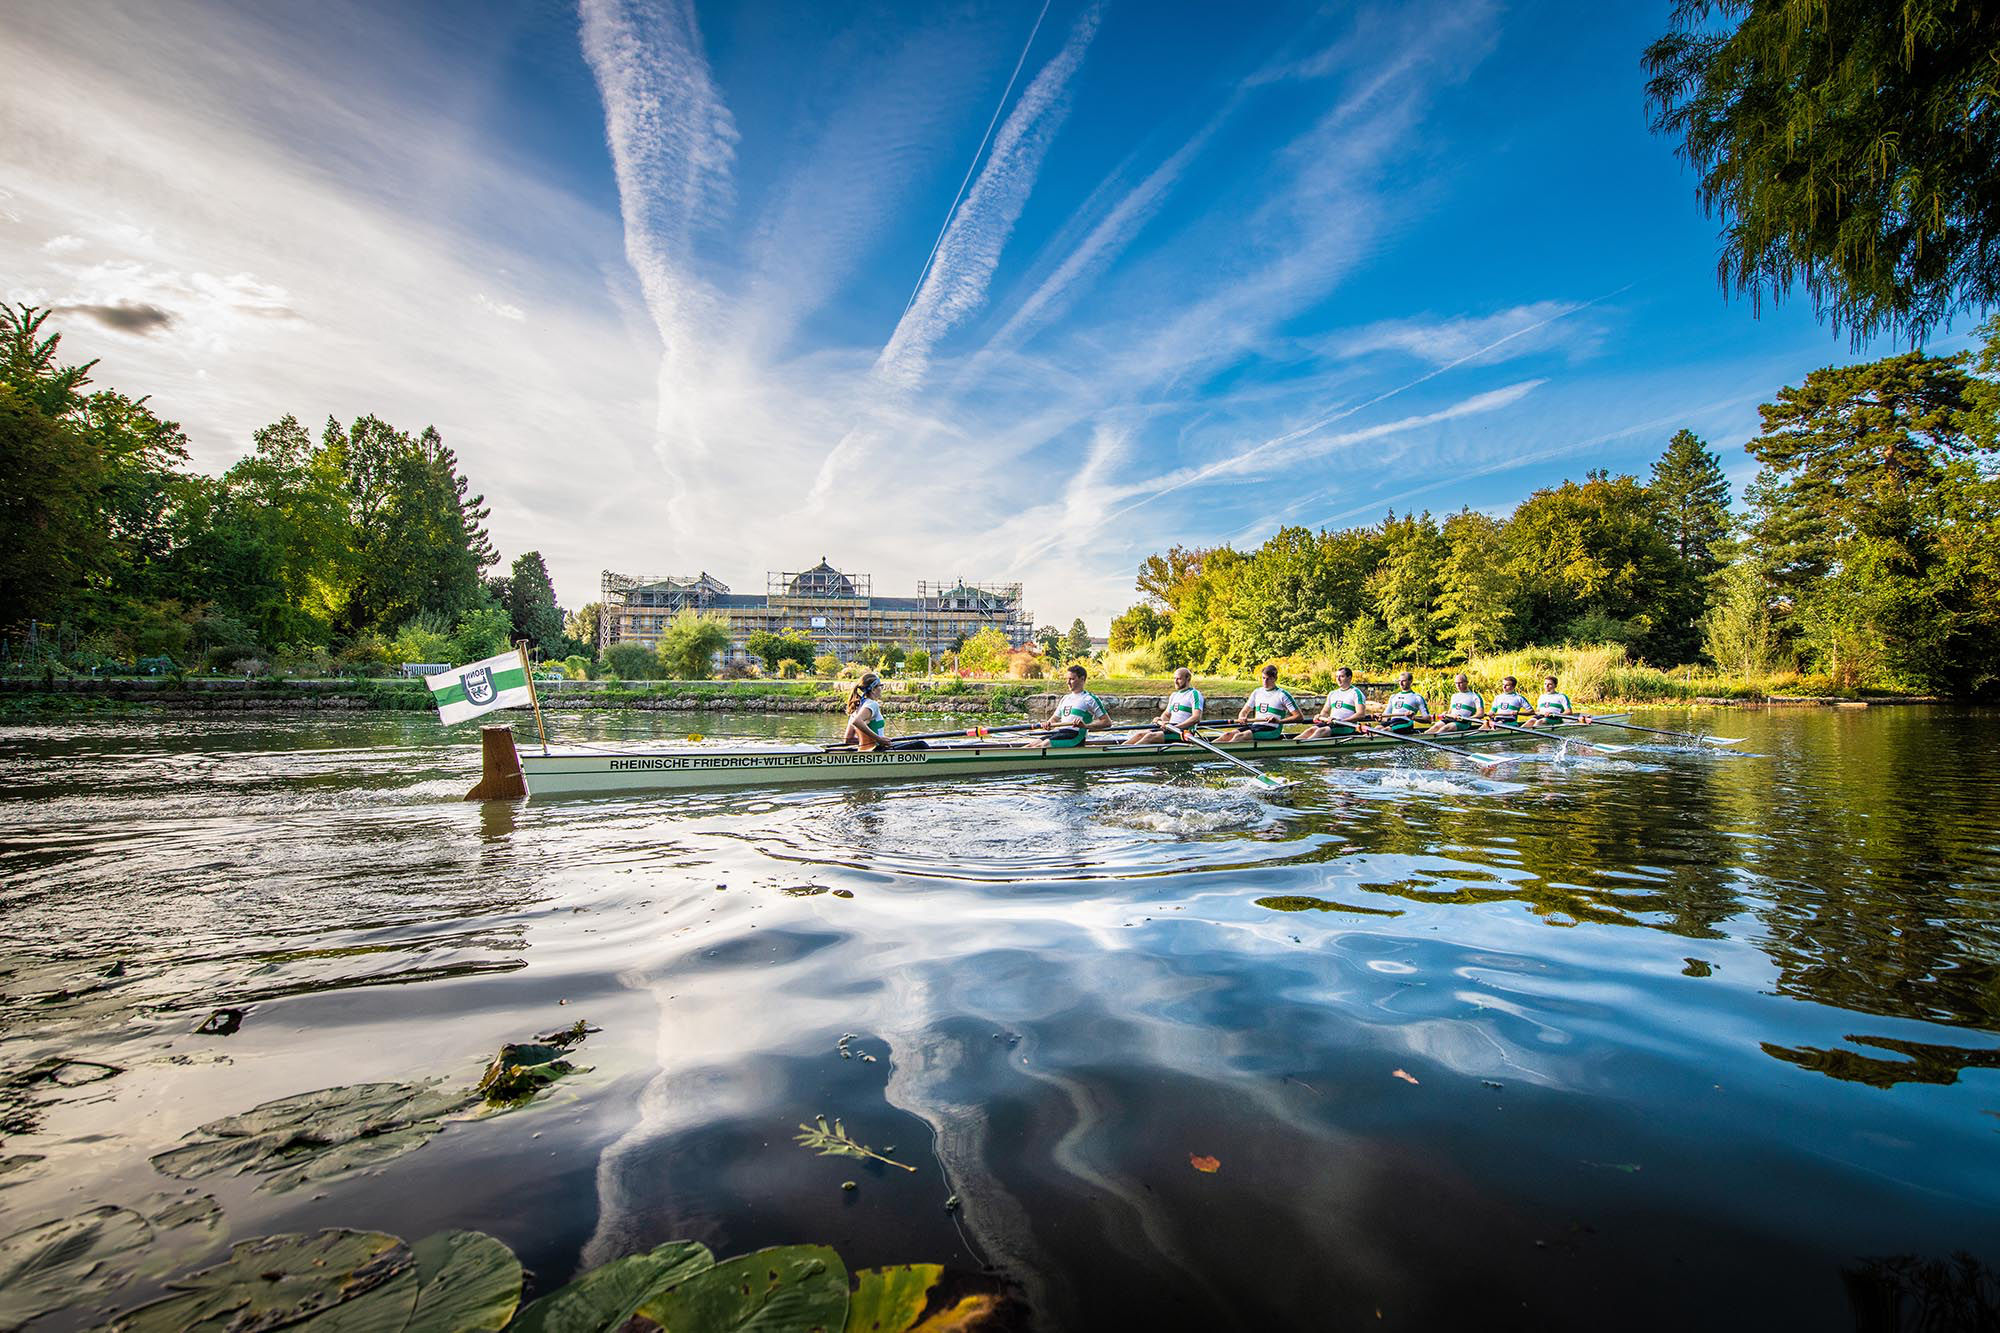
xmin=427 ymin=652 xmax=533 ymax=725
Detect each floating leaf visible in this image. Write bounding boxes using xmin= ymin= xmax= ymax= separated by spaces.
xmin=301 ymin=1229 xmax=523 ymax=1333
xmin=844 ymin=1264 xmax=942 ymax=1333
xmin=1392 ymin=1069 xmax=1419 ymax=1085
xmin=476 ymin=1043 xmax=582 ymax=1107
xmin=0 ymin=1193 xmax=224 ymax=1327
xmin=635 ymin=1244 xmax=848 ymax=1332
xmin=1188 ymin=1154 xmax=1220 ymax=1174
xmin=508 ymin=1240 xmax=713 ymax=1333
xmin=150 ymin=1082 xmax=478 ymax=1193
xmin=112 ymin=1229 xmax=410 ymax=1332
xmin=795 ymin=1116 xmax=917 ymax=1172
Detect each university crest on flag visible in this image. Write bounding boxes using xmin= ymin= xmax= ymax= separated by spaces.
xmin=427 ymin=652 xmax=534 ymax=725
xmin=463 ymin=667 xmax=496 ymax=706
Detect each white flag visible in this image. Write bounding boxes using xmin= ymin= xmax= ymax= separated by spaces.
xmin=426 ymin=652 xmax=533 ymax=725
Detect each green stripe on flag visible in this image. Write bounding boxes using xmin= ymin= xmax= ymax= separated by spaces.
xmin=430 ymin=664 xmax=528 ymax=708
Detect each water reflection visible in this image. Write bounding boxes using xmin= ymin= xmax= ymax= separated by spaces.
xmin=1 ymin=706 xmax=1998 ymax=1328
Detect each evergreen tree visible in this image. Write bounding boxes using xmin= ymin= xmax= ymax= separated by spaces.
xmin=1063 ymin=618 xmax=1093 ymax=661
xmin=506 ymin=551 xmax=565 ymax=654
xmin=1648 ymin=429 xmax=1733 ymax=576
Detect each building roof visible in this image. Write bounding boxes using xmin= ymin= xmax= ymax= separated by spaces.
xmin=786 ymin=558 xmax=857 ymax=597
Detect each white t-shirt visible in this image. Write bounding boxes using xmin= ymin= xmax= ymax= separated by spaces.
xmin=1447 ymin=690 xmax=1484 ymax=716
xmin=1055 ymin=691 xmax=1108 ymax=725
xmin=1491 ymin=691 xmax=1531 ymax=717
xmin=1164 ymin=687 xmax=1204 ymax=725
xmin=1537 ymin=691 xmax=1574 ymax=716
xmin=1245 ymin=686 xmax=1299 ymax=721
xmin=1322 ymin=685 xmax=1366 ymax=719
xmin=850 ymin=698 xmax=885 ymax=735
xmin=1384 ymin=689 xmax=1428 ymax=718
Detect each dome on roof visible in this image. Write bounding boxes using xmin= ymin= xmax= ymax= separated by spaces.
xmin=787 ymin=560 xmax=857 ymax=597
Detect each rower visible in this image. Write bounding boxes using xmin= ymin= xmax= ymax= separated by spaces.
xmin=1485 ymin=675 xmax=1531 ymax=728
xmin=1427 ymin=672 xmax=1483 ymax=734
xmin=1298 ymin=666 xmax=1367 ymax=741
xmin=843 ymin=673 xmax=891 ymax=751
xmin=1527 ymin=674 xmax=1593 ymax=728
xmin=1038 ymin=664 xmax=1111 ymax=748
xmin=1125 ymin=667 xmax=1203 ymax=745
xmin=1217 ymin=664 xmax=1302 ymax=742
xmin=1380 ymin=670 xmax=1430 ymax=732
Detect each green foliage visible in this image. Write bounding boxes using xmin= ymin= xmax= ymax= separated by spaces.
xmin=656 ymin=610 xmax=730 ymax=679
xmin=1704 ymin=558 xmax=1778 ymax=679
xmin=744 ymin=630 xmax=816 ymax=671
xmin=1368 ymin=513 xmax=1446 ymax=661
xmin=506 ymin=551 xmax=565 ymax=654
xmin=904 ymin=646 xmax=931 ymax=674
xmin=1645 ymin=0 xmax=2000 ymax=342
xmin=959 ymin=627 xmax=1012 ymax=674
xmin=855 ymin=641 xmax=903 ymax=671
xmin=449 ymin=607 xmax=514 ymax=663
xmin=602 ymin=643 xmax=663 ymax=681
xmin=1649 ymin=429 xmax=1733 ymax=575
xmin=1063 ymin=618 xmax=1093 ymax=662
xmin=564 ymin=602 xmax=603 ymax=658
xmin=1505 ymin=471 xmax=1694 ymax=661
xmin=813 ymin=652 xmax=842 ymax=677
xmin=1107 ymin=603 xmax=1168 ymax=651
xmin=1436 ymin=510 xmax=1516 ymax=658
xmin=1332 ymin=612 xmax=1395 ymax=672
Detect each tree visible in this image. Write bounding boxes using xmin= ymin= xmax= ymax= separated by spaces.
xmin=565 ymin=602 xmax=603 ymax=657
xmin=1436 ymin=510 xmax=1516 ymax=659
xmin=1108 ymin=604 xmax=1168 ymax=651
xmin=905 ymin=646 xmax=931 ymax=674
xmin=602 ymin=642 xmax=662 ymax=680
xmin=0 ymin=382 xmax=103 ymax=625
xmin=656 ymin=610 xmax=730 ymax=678
xmin=449 ymin=606 xmax=513 ymax=663
xmin=1062 ymin=618 xmax=1093 ymax=662
xmin=813 ymin=652 xmax=841 ymax=677
xmin=1645 ymin=0 xmax=2000 ymax=342
xmin=1367 ymin=513 xmax=1446 ymax=662
xmin=961 ymin=627 xmax=1012 ymax=674
xmin=1648 ymin=430 xmax=1733 ymax=576
xmin=1035 ymin=625 xmax=1062 ymax=659
xmin=507 ymin=551 xmax=565 ymax=654
xmin=856 ymin=641 xmax=903 ymax=672
xmin=1136 ymin=544 xmax=1213 ymax=608
xmin=1505 ymin=472 xmax=1693 ymax=660
xmin=1703 ymin=558 xmax=1778 ymax=679
xmin=744 ymin=630 xmax=816 ymax=672
xmin=1225 ymin=527 xmax=1378 ymax=662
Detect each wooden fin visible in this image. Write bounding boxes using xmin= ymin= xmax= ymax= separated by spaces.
xmin=466 ymin=724 xmax=527 ymax=800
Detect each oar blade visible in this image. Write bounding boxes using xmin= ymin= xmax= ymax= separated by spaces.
xmin=1700 ymin=736 xmax=1745 ymax=746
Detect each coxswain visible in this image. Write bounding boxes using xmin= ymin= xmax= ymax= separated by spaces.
xmin=843 ymin=673 xmax=892 ymax=750
xmin=1380 ymin=670 xmax=1430 ymax=732
xmin=1298 ymin=666 xmax=1367 ymax=741
xmin=1217 ymin=664 xmax=1302 ymax=742
xmin=1427 ymin=672 xmax=1483 ymax=734
xmin=1038 ymin=664 xmax=1111 ymax=748
xmin=1125 ymin=667 xmax=1204 ymax=745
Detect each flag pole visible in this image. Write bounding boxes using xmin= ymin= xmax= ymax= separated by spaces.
xmin=517 ymin=643 xmax=550 ymax=754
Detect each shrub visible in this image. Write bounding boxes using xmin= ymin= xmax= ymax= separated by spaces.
xmin=602 ymin=643 xmax=662 ymax=680
xmin=813 ymin=653 xmax=841 ymax=677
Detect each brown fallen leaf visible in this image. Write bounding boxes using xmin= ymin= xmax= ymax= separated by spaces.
xmin=1392 ymin=1069 xmax=1419 ymax=1085
xmin=1189 ymin=1154 xmax=1220 ymax=1173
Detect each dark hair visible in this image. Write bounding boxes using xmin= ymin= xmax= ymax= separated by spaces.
xmin=1262 ymin=664 xmax=1278 ymax=677
xmin=1544 ymin=675 xmax=1559 ymax=687
xmin=1336 ymin=666 xmax=1352 ymax=677
xmin=1068 ymin=664 xmax=1087 ymax=680
xmin=845 ymin=672 xmax=881 ymax=713
xmin=1501 ymin=675 xmax=1517 ymax=688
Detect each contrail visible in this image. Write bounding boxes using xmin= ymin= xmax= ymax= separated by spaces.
xmin=900 ymin=0 xmax=1053 ymax=323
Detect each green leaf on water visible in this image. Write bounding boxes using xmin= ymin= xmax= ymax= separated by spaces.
xmin=150 ymin=1082 xmax=478 ymax=1193
xmin=507 ymin=1240 xmax=713 ymax=1333
xmin=0 ymin=1193 xmax=224 ymax=1328
xmin=795 ymin=1116 xmax=917 ymax=1172
xmin=294 ymin=1229 xmax=523 ymax=1333
xmin=634 ymin=1244 xmax=848 ymax=1332
xmin=842 ymin=1264 xmax=943 ymax=1333
xmin=111 ymin=1229 xmax=411 ymax=1332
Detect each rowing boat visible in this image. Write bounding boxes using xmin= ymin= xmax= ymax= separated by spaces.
xmin=497 ymin=716 xmax=1630 ymax=798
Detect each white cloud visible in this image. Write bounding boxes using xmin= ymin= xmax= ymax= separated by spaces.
xmin=475 ymin=293 xmax=526 ymax=322
xmin=41 ymin=233 xmax=85 ymax=254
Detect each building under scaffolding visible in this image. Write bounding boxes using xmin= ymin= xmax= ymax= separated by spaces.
xmin=599 ymin=559 xmax=1032 ymax=665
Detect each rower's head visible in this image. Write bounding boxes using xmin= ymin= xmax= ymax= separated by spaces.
xmin=1544 ymin=675 xmax=1559 ymax=690
xmin=1454 ymin=672 xmax=1470 ymax=690
xmin=1336 ymin=666 xmax=1352 ymax=684
xmin=1397 ymin=670 xmax=1413 ymax=688
xmin=1261 ymin=665 xmax=1279 ymax=686
xmin=1501 ymin=675 xmax=1517 ymax=691
xmin=861 ymin=673 xmax=881 ymax=696
xmin=1067 ymin=665 xmax=1087 ymax=689
xmin=1173 ymin=667 xmax=1192 ymax=688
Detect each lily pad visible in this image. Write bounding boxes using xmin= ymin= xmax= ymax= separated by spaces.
xmin=843 ymin=1264 xmax=942 ymax=1333
xmin=509 ymin=1240 xmax=714 ymax=1333
xmin=275 ymin=1228 xmax=523 ymax=1333
xmin=151 ymin=1082 xmax=478 ymax=1193
xmin=0 ymin=1193 xmax=224 ymax=1328
xmin=476 ymin=1045 xmax=581 ymax=1107
xmin=636 ymin=1244 xmax=847 ymax=1332
xmin=112 ymin=1229 xmax=410 ymax=1332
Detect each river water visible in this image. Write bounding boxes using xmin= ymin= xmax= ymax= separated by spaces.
xmin=1 ymin=706 xmax=1997 ymax=1329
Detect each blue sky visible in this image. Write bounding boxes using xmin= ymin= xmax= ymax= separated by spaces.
xmin=2 ymin=0 xmax=1976 ymax=628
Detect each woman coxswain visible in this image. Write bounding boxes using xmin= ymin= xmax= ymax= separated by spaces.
xmin=842 ymin=673 xmax=894 ymax=750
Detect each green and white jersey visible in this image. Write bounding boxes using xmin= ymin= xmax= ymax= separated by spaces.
xmin=850 ymin=698 xmax=886 ymax=735
xmin=1384 ymin=689 xmax=1428 ymax=718
xmin=1447 ymin=690 xmax=1484 ymax=717
xmin=1322 ymin=685 xmax=1366 ymax=719
xmin=1490 ymin=691 xmax=1531 ymax=717
xmin=1056 ymin=690 xmax=1108 ymax=725
xmin=1245 ymin=686 xmax=1300 ymax=720
xmin=1164 ymin=687 xmax=1204 ymax=725
xmin=1536 ymin=691 xmax=1573 ymax=716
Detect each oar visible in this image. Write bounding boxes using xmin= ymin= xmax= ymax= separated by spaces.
xmin=820 ymin=722 xmax=1042 ymax=752
xmin=1554 ymin=712 xmax=1741 ymax=746
xmin=1180 ymin=721 xmax=1294 ymax=790
xmin=1482 ymin=716 xmax=1629 ymax=754
xmin=1350 ymin=721 xmax=1505 ymax=771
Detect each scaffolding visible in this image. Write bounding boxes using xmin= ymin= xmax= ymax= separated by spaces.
xmin=598 ymin=570 xmax=731 ymax=652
